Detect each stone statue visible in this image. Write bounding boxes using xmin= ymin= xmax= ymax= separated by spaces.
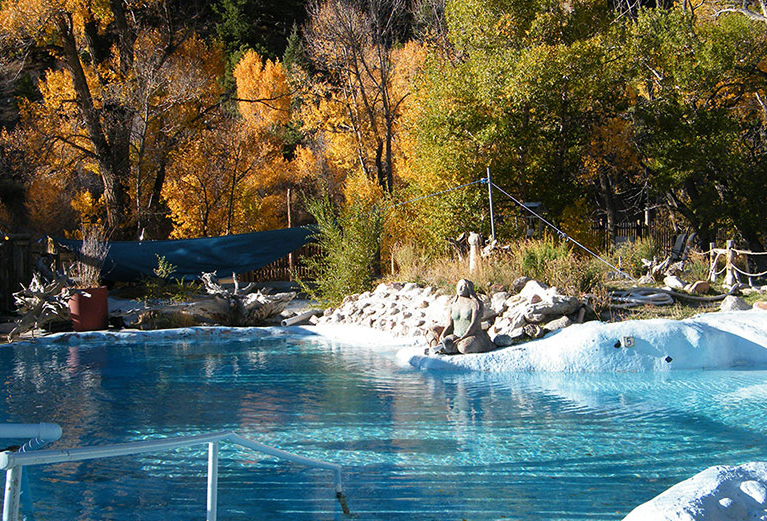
xmin=433 ymin=279 xmax=496 ymax=355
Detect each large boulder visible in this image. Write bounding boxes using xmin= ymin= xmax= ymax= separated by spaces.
xmin=720 ymin=296 xmax=751 ymax=312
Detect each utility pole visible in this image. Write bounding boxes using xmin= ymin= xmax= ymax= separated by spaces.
xmin=487 ymin=166 xmax=496 ymax=242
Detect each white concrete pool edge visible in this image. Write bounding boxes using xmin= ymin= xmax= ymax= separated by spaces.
xmin=8 ymin=309 xmax=767 ymax=374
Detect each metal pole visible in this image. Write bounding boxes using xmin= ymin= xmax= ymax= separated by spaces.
xmin=206 ymin=442 xmax=219 ymax=521
xmin=3 ymin=466 xmax=22 ymax=521
xmin=486 ymin=167 xmax=496 ymax=242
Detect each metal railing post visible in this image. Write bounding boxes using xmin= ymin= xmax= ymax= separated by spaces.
xmin=3 ymin=465 xmax=22 ymax=521
xmin=486 ymin=167 xmax=496 ymax=242
xmin=206 ymin=442 xmax=219 ymax=521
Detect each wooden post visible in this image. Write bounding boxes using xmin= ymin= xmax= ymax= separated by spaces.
xmin=287 ymin=188 xmax=293 ymax=281
xmin=709 ymin=242 xmax=717 ymax=283
xmin=724 ymin=239 xmax=736 ymax=287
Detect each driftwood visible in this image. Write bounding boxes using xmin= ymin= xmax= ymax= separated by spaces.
xmin=127 ymin=272 xmax=295 ymax=329
xmin=9 ymin=273 xmax=74 ymax=341
xmin=640 ymin=256 xmax=685 ymax=281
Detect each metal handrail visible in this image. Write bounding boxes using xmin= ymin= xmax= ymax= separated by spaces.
xmin=0 ymin=423 xmax=62 ymax=453
xmin=2 ymin=430 xmax=349 ymax=521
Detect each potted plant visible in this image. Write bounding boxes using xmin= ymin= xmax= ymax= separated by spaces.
xmin=68 ymin=226 xmax=110 ymax=331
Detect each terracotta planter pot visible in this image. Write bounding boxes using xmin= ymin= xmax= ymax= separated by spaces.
xmin=69 ymin=286 xmax=109 ymax=332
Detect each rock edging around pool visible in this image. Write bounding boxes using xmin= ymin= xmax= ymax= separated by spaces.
xmin=313 ymin=279 xmax=589 ymax=347
xmin=623 ymin=461 xmax=767 ymax=521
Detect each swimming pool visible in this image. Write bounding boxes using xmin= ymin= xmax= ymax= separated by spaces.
xmin=3 ymin=329 xmax=767 ymax=520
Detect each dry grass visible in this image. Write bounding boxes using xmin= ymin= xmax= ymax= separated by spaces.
xmin=389 ymin=237 xmax=608 ymax=296
xmin=387 ymin=237 xmax=766 ymax=320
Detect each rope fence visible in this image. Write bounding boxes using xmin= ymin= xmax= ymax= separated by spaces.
xmin=708 ymin=240 xmax=767 ymax=286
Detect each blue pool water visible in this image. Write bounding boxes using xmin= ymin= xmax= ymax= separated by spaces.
xmin=2 ymin=329 xmax=767 ymax=520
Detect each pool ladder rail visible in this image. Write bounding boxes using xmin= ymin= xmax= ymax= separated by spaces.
xmin=1 ymin=424 xmax=350 ymax=521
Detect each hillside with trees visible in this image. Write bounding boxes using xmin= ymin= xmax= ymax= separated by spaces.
xmin=0 ymin=0 xmax=764 ymax=259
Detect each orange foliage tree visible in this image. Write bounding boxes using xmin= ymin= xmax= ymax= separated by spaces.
xmin=162 ymin=50 xmax=310 ymax=237
xmin=0 ymin=1 xmax=222 ymax=237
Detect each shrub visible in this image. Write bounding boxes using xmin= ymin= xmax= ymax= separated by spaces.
xmin=140 ymin=255 xmax=201 ymax=304
xmin=611 ymin=237 xmax=658 ymax=277
xmin=298 ymin=193 xmax=384 ymax=306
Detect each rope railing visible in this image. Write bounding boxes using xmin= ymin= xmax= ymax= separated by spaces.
xmin=707 ymin=240 xmax=767 ymax=286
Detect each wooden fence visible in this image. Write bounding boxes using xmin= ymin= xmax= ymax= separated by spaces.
xmin=244 ymin=243 xmax=322 ymax=282
xmin=591 ymin=222 xmax=730 ymax=256
xmin=0 ymin=235 xmax=34 ymax=314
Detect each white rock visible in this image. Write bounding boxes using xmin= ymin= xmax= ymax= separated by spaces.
xmin=527 ymin=294 xmax=581 ymax=317
xmin=740 ymin=480 xmax=767 ymax=504
xmin=720 ymin=296 xmax=751 ymax=312
xmin=491 ymin=292 xmax=510 ymax=313
xmin=664 ymin=275 xmax=686 ymax=290
xmin=543 ymin=316 xmax=573 ymax=332
xmin=518 ymin=280 xmax=550 ymax=302
xmin=374 ymin=283 xmax=388 ymax=294
xmin=498 ymin=309 xmax=527 ymax=330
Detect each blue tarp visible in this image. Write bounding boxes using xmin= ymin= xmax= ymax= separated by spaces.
xmin=55 ymin=227 xmax=314 ymax=282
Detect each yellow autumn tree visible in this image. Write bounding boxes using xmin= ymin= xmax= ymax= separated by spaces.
xmin=234 ymin=50 xmax=292 ymax=131
xmin=303 ymin=0 xmax=412 ymax=194
xmin=0 ymin=0 xmax=224 ymax=238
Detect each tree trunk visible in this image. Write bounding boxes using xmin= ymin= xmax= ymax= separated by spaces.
xmin=57 ymin=14 xmax=130 ymax=235
xmin=598 ymin=171 xmax=617 ymax=248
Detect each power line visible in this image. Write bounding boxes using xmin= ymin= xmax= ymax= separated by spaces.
xmin=488 ymin=181 xmax=636 ymax=282
xmin=386 ymin=179 xmax=485 ymax=210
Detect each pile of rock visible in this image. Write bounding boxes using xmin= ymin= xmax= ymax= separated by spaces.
xmin=314 ymin=282 xmax=451 ymax=338
xmin=314 ymin=278 xmax=586 ymax=348
xmin=662 ymin=274 xmax=714 ymax=295
xmin=486 ymin=279 xmax=583 ymax=347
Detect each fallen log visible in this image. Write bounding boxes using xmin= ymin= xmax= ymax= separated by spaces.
xmin=124 ymin=273 xmax=295 ymax=329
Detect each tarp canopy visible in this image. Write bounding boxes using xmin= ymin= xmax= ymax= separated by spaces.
xmin=55 ymin=227 xmax=314 ymax=282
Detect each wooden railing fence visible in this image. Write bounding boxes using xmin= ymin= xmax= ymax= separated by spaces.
xmin=706 ymin=240 xmax=767 ymax=286
xmin=244 ymin=243 xmax=322 ymax=282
